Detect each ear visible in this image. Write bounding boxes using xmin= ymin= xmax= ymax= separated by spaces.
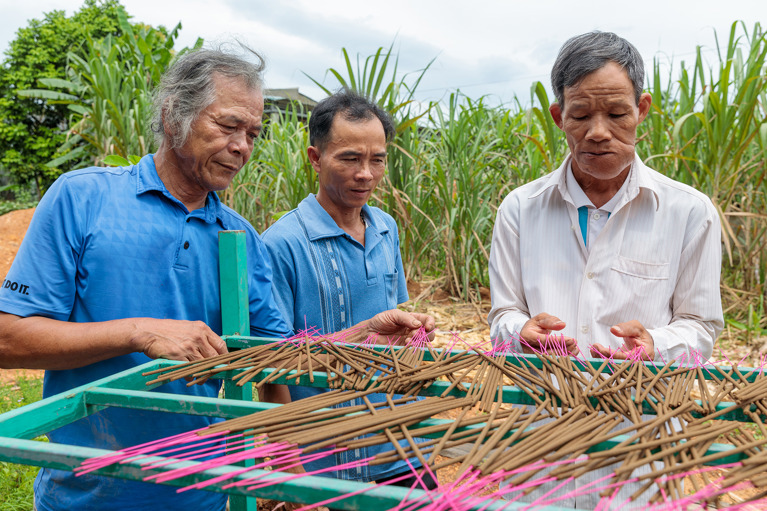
xmin=637 ymin=92 xmax=652 ymax=123
xmin=307 ymin=146 xmax=322 ymax=173
xmin=159 ymin=107 xmax=171 ymax=137
xmin=549 ymin=103 xmax=564 ymax=130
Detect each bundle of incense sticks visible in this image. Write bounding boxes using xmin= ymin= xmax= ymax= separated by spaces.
xmin=108 ymin=333 xmax=767 ymax=509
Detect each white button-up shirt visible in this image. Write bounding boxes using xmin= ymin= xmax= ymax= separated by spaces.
xmin=488 ymin=154 xmax=724 ymax=361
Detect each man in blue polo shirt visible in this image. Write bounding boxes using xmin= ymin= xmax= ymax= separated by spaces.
xmin=0 ymin=48 xmax=287 ymax=511
xmin=262 ymin=91 xmax=437 ymax=493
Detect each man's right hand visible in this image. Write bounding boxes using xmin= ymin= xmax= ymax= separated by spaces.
xmin=519 ymin=313 xmax=579 ymax=355
xmin=130 ymin=318 xmax=228 ymax=361
xmin=344 ymin=309 xmax=435 ymax=346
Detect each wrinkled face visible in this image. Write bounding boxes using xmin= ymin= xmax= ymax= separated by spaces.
xmin=309 ymin=114 xmax=387 ymax=214
xmin=174 ymin=74 xmax=263 ymax=194
xmin=549 ymin=61 xmax=651 ymax=183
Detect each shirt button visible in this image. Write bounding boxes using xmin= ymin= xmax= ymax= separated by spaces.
xmin=587 ymin=272 xmax=594 ymax=279
xmin=593 ymin=213 xmax=601 ymax=220
xmin=581 ymin=326 xmax=589 ymax=334
xmin=183 ymin=241 xmax=190 ymax=249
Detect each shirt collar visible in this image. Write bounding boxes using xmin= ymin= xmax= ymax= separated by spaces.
xmin=532 ymin=153 xmax=660 ymax=211
xmin=135 ymin=154 xmax=223 ymax=224
xmin=297 ymin=194 xmax=388 ymax=241
xmin=565 ymin=160 xmax=631 ymax=213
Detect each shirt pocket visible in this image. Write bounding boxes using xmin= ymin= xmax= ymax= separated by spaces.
xmin=602 ymin=256 xmax=672 ymax=326
xmin=384 ymin=272 xmax=399 ymax=309
xmin=611 ymin=256 xmax=670 ymax=280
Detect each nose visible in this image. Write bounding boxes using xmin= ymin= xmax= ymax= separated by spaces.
xmin=585 ymin=115 xmax=612 ymax=142
xmin=355 ymin=160 xmax=374 ymax=181
xmin=229 ymin=130 xmax=251 ymax=157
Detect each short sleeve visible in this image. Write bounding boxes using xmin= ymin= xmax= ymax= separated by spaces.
xmin=0 ymin=175 xmax=84 ymax=320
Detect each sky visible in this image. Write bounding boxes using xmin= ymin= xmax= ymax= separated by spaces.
xmin=1 ymin=0 xmax=766 ymax=107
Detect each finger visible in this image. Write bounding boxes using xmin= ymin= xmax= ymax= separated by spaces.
xmin=589 ymin=343 xmax=613 ymax=358
xmin=609 ymin=349 xmax=629 ymax=360
xmin=412 ymin=313 xmax=436 ymax=332
xmin=189 ymin=345 xmax=207 ymax=361
xmin=519 ymin=337 xmax=543 ymax=352
xmin=535 ymin=314 xmax=566 ymax=331
xmin=565 ymin=338 xmax=580 ymax=355
xmin=610 ymin=321 xmax=643 ymax=339
xmin=384 ymin=309 xmax=421 ymax=330
xmin=195 ymin=337 xmax=219 ymax=359
xmin=211 ymin=334 xmax=228 ymax=355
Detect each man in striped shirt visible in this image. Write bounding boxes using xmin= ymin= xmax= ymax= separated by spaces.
xmin=489 ymin=31 xmax=723 ymax=363
xmin=487 ymin=30 xmax=724 ymax=509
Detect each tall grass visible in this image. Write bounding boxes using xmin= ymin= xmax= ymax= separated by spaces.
xmin=636 ymin=21 xmax=767 ymax=339
xmin=228 ymin=22 xmax=767 ymax=344
xmin=21 ymin=19 xmax=763 ymax=339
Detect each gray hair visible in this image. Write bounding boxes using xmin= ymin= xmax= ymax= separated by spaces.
xmin=151 ymin=46 xmax=265 ymax=148
xmin=551 ymin=31 xmax=645 ymax=107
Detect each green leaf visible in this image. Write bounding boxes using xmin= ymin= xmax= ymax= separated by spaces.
xmin=16 ymin=89 xmax=78 ymax=101
xmin=46 ymin=146 xmax=87 ymax=168
xmin=102 ymin=155 xmax=132 ymax=166
xmin=37 ymin=77 xmax=82 ymax=92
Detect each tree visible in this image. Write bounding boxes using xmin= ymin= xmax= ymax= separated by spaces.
xmin=0 ymin=0 xmax=126 ymax=195
xmin=20 ymin=15 xmax=192 ymax=171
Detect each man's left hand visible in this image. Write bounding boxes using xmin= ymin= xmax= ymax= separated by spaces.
xmin=590 ymin=320 xmax=654 ymax=360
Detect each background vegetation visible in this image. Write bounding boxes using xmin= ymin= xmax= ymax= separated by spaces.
xmin=1 ymin=2 xmax=765 ymax=345
xmin=231 ymin=21 xmax=767 ymax=351
xmin=0 ymin=4 xmax=765 ymax=509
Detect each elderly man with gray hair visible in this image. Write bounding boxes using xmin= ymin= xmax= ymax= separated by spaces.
xmin=488 ymin=31 xmax=724 ymax=506
xmin=0 ymin=47 xmax=285 ymax=511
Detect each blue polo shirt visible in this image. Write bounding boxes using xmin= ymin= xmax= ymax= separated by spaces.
xmin=262 ymin=194 xmax=419 ymax=482
xmin=0 ymin=154 xmax=289 ymax=511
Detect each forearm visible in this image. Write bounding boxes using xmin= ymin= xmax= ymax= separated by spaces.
xmin=488 ymin=308 xmax=530 ymax=351
xmin=647 ymin=318 xmax=720 ymax=362
xmin=0 ymin=313 xmax=139 ymax=370
xmin=0 ymin=312 xmax=227 ymax=370
xmin=333 ymin=319 xmax=374 ymax=344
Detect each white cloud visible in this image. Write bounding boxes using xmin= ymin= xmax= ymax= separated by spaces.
xmin=2 ymin=0 xmax=766 ymax=106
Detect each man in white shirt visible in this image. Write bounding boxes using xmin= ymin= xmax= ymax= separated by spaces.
xmin=488 ymin=31 xmax=723 ymax=363
xmin=488 ymin=32 xmax=724 ymax=508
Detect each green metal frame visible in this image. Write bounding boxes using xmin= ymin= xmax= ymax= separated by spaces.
xmin=0 ymin=231 xmax=757 ymax=510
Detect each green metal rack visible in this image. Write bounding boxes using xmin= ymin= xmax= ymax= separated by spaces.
xmin=0 ymin=231 xmax=758 ymax=510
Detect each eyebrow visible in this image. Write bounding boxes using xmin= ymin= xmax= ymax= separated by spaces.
xmin=219 ymin=115 xmax=261 ymax=131
xmin=569 ymin=98 xmax=633 ymax=110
